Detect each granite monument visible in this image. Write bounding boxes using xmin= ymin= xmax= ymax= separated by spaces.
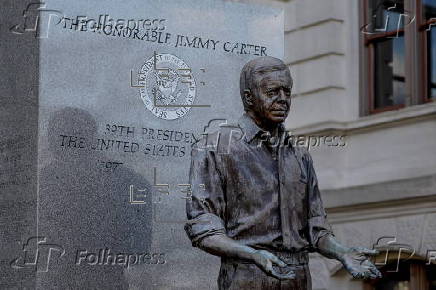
xmin=0 ymin=0 xmax=283 ymax=288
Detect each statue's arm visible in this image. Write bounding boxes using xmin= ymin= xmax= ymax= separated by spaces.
xmin=198 ymin=234 xmax=258 ymax=262
xmin=304 ymin=151 xmax=381 ymax=279
xmin=316 ymin=234 xmax=350 ymax=260
xmin=196 ymin=227 xmax=294 ymax=280
xmin=317 ymin=234 xmax=382 ymax=279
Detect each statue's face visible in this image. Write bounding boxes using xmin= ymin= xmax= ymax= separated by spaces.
xmin=250 ymin=69 xmax=292 ymax=124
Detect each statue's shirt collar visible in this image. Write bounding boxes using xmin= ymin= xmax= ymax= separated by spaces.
xmin=237 ymin=113 xmax=285 ymax=144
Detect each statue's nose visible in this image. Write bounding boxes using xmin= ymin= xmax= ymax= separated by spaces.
xmin=277 ymin=89 xmax=287 ymax=101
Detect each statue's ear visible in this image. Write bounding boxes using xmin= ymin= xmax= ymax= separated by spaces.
xmin=244 ymin=89 xmax=253 ymax=107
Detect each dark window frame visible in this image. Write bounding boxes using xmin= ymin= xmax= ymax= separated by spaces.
xmin=360 ymin=0 xmax=435 ymax=116
xmin=420 ymin=3 xmax=436 ymax=103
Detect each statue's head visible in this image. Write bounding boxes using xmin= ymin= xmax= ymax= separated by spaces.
xmin=240 ymin=56 xmax=292 ymax=127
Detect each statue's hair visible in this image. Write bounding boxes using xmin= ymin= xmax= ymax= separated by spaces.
xmin=239 ymin=56 xmax=292 ymax=110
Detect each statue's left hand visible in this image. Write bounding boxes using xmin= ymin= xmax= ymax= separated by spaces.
xmin=340 ymin=247 xmax=382 ymax=279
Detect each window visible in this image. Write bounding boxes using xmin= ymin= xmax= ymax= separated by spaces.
xmin=430 ymin=264 xmax=436 ymax=290
xmin=422 ymin=0 xmax=436 ymax=100
xmin=361 ymin=0 xmax=436 ymax=115
xmin=364 ymin=261 xmax=436 ymax=290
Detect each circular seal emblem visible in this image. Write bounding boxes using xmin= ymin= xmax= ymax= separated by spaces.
xmin=138 ymin=53 xmax=196 ymax=120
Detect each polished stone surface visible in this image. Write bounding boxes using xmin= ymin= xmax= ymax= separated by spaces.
xmin=1 ymin=0 xmax=283 ymax=288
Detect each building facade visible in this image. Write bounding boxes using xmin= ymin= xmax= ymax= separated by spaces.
xmin=234 ymin=0 xmax=436 ymax=289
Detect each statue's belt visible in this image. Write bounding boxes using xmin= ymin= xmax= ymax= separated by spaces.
xmin=223 ymin=250 xmax=309 ymax=266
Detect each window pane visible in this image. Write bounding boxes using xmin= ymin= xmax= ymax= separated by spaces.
xmin=428 ymin=28 xmax=436 ymax=99
xmin=428 ymin=264 xmax=436 ymax=290
xmin=423 ymin=0 xmax=436 ymax=20
xmin=373 ymin=36 xmax=406 ymax=109
xmin=376 ymin=281 xmax=409 ymax=290
xmin=369 ymin=0 xmax=405 ymax=33
xmin=375 ymin=261 xmax=410 ymax=290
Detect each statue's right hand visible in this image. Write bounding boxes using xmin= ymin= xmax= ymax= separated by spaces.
xmin=252 ymin=250 xmax=295 ymax=280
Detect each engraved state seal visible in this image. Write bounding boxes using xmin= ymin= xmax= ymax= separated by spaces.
xmin=138 ymin=53 xmax=196 ymax=120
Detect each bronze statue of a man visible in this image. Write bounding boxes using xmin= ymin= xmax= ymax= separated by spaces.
xmin=185 ymin=56 xmax=381 ymax=289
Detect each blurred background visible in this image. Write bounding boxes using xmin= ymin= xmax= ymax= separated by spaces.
xmin=231 ymin=0 xmax=436 ymax=289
